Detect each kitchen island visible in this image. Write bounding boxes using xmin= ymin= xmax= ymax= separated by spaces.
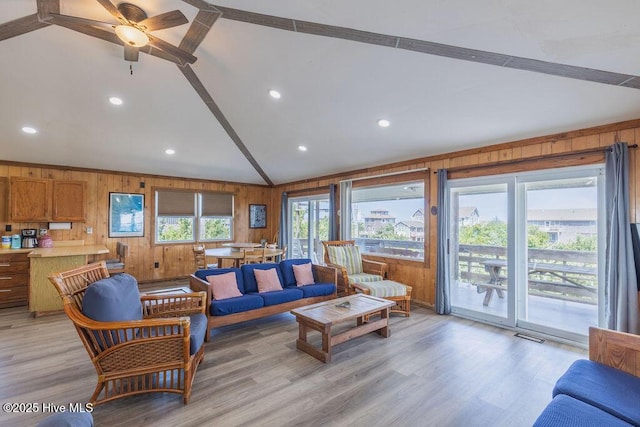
xmin=28 ymin=244 xmax=109 ymax=316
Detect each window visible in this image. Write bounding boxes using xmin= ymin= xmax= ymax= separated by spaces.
xmin=340 ymin=171 xmax=428 ymax=261
xmin=155 ymin=189 xmax=233 ymax=243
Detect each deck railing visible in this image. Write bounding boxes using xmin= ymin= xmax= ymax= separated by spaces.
xmin=456 ymin=244 xmax=598 ymax=305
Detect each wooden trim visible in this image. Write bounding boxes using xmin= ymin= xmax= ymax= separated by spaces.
xmin=351 ymin=170 xmax=428 ymax=188
xmin=285 ymin=186 xmax=332 ymax=198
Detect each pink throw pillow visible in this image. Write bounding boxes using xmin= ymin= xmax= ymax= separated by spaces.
xmin=206 ymin=272 xmax=242 ymax=300
xmin=292 ymin=263 xmax=315 ymax=286
xmin=254 ymin=268 xmax=283 ymax=293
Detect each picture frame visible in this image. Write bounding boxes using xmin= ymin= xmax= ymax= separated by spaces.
xmin=249 ymin=204 xmax=267 ymax=228
xmin=109 ymin=192 xmax=145 ymax=237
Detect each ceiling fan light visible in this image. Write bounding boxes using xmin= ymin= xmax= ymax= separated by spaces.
xmin=115 ymin=25 xmax=149 ymax=47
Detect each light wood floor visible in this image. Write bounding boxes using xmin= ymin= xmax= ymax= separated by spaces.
xmin=0 ymin=282 xmax=587 ymax=427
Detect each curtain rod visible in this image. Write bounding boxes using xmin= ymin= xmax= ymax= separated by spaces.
xmin=339 ymin=167 xmax=430 ymax=183
xmin=433 ymin=143 xmax=638 ymax=174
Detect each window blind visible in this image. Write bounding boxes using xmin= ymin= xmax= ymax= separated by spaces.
xmin=201 ymin=192 xmax=233 ymax=216
xmin=156 ymin=190 xmax=196 ymax=216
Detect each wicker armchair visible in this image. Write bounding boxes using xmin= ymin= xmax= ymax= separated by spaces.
xmin=322 ymin=240 xmax=387 ymax=296
xmin=48 ymin=261 xmax=207 ymax=405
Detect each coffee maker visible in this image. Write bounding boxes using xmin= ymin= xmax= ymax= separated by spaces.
xmin=21 ymin=229 xmax=38 ymax=248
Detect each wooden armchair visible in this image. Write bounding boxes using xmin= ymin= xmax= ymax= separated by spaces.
xmin=589 ymin=326 xmax=640 ymax=377
xmin=48 ymin=261 xmax=207 ymax=405
xmin=322 ymin=240 xmax=387 ymax=296
xmin=193 ymin=244 xmax=217 ymax=269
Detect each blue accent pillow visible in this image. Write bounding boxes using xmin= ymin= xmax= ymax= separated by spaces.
xmin=82 ymin=273 xmax=142 ymax=322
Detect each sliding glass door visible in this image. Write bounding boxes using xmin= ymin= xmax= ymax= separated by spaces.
xmin=448 ymin=166 xmax=604 ymax=342
xmin=287 ymin=195 xmax=330 ymax=263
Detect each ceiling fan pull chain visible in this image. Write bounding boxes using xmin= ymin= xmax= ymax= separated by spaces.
xmin=130 ymin=63 xmax=133 ymax=75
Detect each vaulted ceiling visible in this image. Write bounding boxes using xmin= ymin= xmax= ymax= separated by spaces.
xmin=2 ymin=1 xmax=640 ymax=186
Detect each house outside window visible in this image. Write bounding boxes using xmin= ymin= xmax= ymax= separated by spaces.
xmin=341 ymin=171 xmax=428 ymax=261
xmin=155 ymin=189 xmax=233 ymax=243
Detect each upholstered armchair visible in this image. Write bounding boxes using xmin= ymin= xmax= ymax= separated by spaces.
xmin=322 ymin=240 xmax=387 ymax=295
xmin=48 ymin=261 xmax=207 ymax=405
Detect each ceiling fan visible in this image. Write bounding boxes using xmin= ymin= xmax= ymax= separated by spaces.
xmin=46 ymin=0 xmax=196 ymax=65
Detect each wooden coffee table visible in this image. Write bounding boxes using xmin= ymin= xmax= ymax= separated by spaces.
xmin=290 ymin=294 xmax=395 ymax=362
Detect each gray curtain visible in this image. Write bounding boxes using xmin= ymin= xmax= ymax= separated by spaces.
xmin=605 ymin=142 xmax=639 ymax=333
xmin=279 ymin=192 xmax=288 ymax=250
xmin=329 ymin=184 xmax=337 ymax=240
xmin=435 ymin=169 xmax=451 ymax=314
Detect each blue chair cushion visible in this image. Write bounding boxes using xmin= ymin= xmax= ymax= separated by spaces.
xmin=280 ymin=258 xmax=314 ymax=287
xmin=82 ymin=274 xmax=142 ymax=332
xmin=285 ymin=283 xmax=336 ymax=298
xmin=552 ymin=359 xmax=640 ymax=425
xmin=194 ymin=268 xmax=245 ymax=294
xmin=241 ymin=263 xmax=283 ymax=293
xmin=533 ymin=394 xmax=632 ymax=427
xmin=210 ymin=294 xmax=264 ymax=316
xmin=188 ymin=313 xmax=207 ymax=355
xmin=36 ymin=412 xmax=94 ymax=427
xmin=250 ymin=288 xmax=303 ymax=306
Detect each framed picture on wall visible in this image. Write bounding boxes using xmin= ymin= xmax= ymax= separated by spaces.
xmin=249 ymin=204 xmax=267 ymax=228
xmin=109 ymin=192 xmax=144 ymax=237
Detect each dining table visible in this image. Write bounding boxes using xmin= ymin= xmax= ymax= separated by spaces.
xmin=221 ymin=242 xmax=262 ymax=251
xmin=205 ymin=247 xmax=283 ymax=268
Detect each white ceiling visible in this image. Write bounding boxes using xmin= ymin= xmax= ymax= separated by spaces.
xmin=1 ymin=0 xmax=640 ymax=186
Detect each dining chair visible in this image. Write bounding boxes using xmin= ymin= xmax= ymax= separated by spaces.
xmin=240 ymin=248 xmax=267 ymax=265
xmin=193 ymin=244 xmax=217 ymax=269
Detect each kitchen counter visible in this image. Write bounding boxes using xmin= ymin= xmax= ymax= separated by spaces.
xmin=28 ymin=244 xmax=109 ymax=258
xmin=28 ymin=244 xmax=109 ymax=316
xmin=0 ymin=248 xmax=33 ymax=255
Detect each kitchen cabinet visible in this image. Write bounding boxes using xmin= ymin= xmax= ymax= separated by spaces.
xmin=52 ymin=180 xmax=87 ymax=221
xmin=0 ymin=251 xmax=30 ymax=308
xmin=9 ymin=177 xmax=86 ymax=222
xmin=9 ymin=178 xmax=50 ymax=221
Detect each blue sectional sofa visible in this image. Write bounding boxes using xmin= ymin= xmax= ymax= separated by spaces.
xmin=533 ymin=327 xmax=640 ymax=426
xmin=189 ymin=259 xmax=337 ymax=338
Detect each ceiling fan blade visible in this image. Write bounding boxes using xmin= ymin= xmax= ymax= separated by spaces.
xmin=138 ymin=10 xmax=188 ymax=31
xmin=48 ymin=13 xmax=114 ymax=29
xmin=124 ymin=44 xmax=139 ymax=62
xmin=95 ymin=0 xmax=126 ymax=23
xmin=147 ymin=35 xmax=197 ymax=65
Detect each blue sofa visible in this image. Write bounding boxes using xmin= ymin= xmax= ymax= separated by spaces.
xmin=533 ymin=327 xmax=640 ymax=426
xmin=189 ymin=259 xmax=337 ymax=338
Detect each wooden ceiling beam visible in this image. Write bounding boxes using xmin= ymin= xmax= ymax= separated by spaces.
xmin=0 ymin=14 xmax=49 ymax=42
xmin=213 ymin=5 xmax=640 ymax=90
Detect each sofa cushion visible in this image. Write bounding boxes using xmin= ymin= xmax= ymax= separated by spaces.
xmin=195 ymin=268 xmax=245 ymax=294
xmin=188 ymin=313 xmax=207 ymax=355
xmin=251 ymin=288 xmax=303 ymax=306
xmin=292 ymin=263 xmax=315 ymax=286
xmin=286 ymin=283 xmax=336 ymax=298
xmin=347 ymin=272 xmax=383 ymax=284
xmin=280 ymin=258 xmax=314 ymax=287
xmin=552 ymin=359 xmax=640 ymax=425
xmin=82 ymin=273 xmax=142 ymax=322
xmin=327 ymin=245 xmax=363 ymax=275
xmin=241 ymin=263 xmax=283 ymax=293
xmin=533 ymin=394 xmax=632 ymax=427
xmin=210 ymin=294 xmax=264 ymax=316
xmin=254 ymin=268 xmax=283 ymax=293
xmin=207 ymin=272 xmax=243 ymax=300
xmin=36 ymin=412 xmax=94 ymax=427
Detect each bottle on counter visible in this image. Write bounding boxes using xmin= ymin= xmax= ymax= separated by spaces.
xmin=11 ymin=234 xmax=21 ymax=249
xmin=39 ymin=232 xmax=53 ymax=248
xmin=1 ymin=236 xmax=10 ymax=249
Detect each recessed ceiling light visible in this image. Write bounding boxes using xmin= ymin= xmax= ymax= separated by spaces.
xmin=298 ymin=145 xmax=308 ymax=152
xmin=377 ymin=119 xmax=390 ymax=128
xmin=269 ymin=89 xmax=281 ymax=99
xmin=165 ymin=149 xmax=175 ymax=155
xmin=109 ymin=97 xmax=123 ymax=106
xmin=22 ymin=126 xmax=37 ymax=134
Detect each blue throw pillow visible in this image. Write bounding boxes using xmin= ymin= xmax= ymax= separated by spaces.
xmin=82 ymin=273 xmax=142 ymax=322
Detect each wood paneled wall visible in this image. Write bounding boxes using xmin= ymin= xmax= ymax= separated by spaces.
xmin=273 ymin=118 xmax=640 ymax=308
xmin=2 ymin=118 xmax=638 ymax=293
xmin=0 ymin=165 xmax=273 ymax=282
